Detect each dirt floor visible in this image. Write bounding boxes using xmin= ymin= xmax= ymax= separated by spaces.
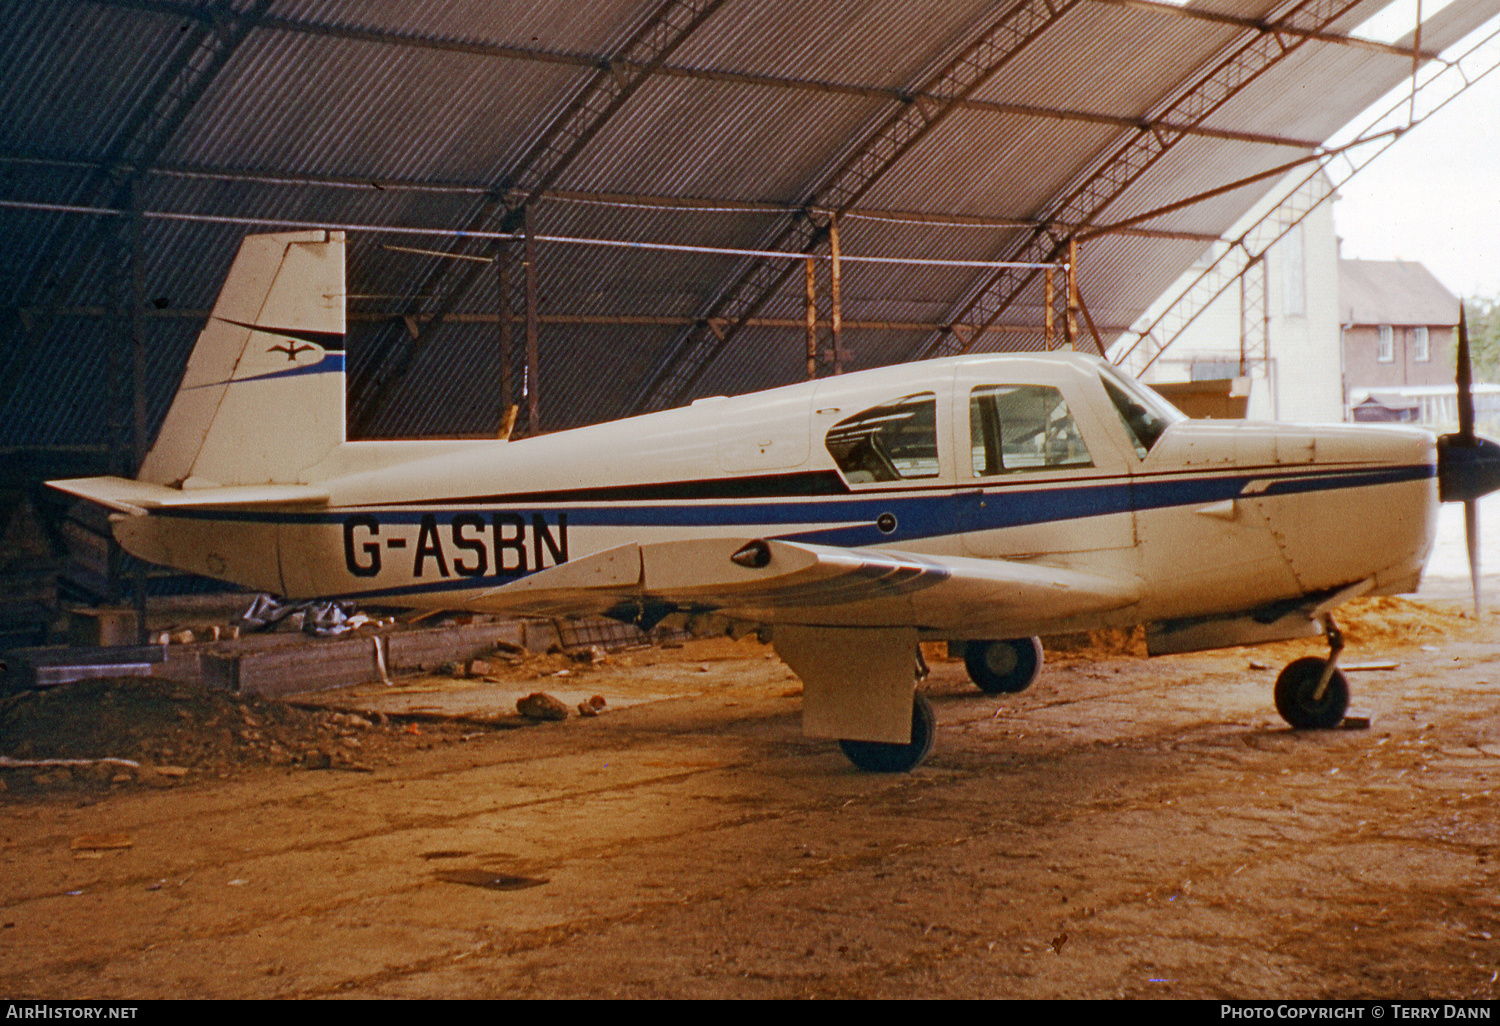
xmin=2 ymin=597 xmax=1499 ymax=999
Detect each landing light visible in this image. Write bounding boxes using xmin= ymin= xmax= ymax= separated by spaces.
xmin=731 ymin=540 xmax=772 ymax=569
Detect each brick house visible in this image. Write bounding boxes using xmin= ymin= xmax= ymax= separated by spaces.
xmin=1340 ymin=260 xmax=1459 ymax=422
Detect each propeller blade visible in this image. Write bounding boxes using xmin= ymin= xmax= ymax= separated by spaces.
xmin=1466 ymin=498 xmax=1482 ymax=615
xmin=1458 ymin=301 xmax=1475 ymax=444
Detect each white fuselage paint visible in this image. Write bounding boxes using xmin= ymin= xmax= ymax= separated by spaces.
xmin=114 ymin=353 xmax=1438 ymax=639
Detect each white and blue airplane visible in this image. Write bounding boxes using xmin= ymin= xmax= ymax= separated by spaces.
xmin=50 ymin=230 xmax=1500 ymax=771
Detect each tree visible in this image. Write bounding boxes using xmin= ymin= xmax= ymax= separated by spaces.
xmin=1462 ymin=297 xmax=1500 ymax=383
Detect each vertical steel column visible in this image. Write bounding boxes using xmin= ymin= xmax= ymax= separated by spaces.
xmin=805 ymin=259 xmax=818 ymax=380
xmin=1239 ymin=264 xmax=1250 ymax=377
xmin=1239 ymin=254 xmax=1270 ymax=410
xmin=1409 ymin=0 xmax=1424 ymax=125
xmin=1044 ymin=268 xmax=1055 ymax=349
xmin=128 ymin=184 xmax=147 ymax=475
xmin=103 ymin=178 xmax=145 ymax=617
xmin=524 ymin=207 xmax=541 ymax=435
xmin=1066 ymin=242 xmax=1080 ymax=351
xmin=103 ymin=219 xmax=125 ymax=607
xmin=829 ymin=216 xmax=844 ymax=375
xmin=129 ymin=184 xmax=149 ymax=642
xmin=1261 ymin=258 xmax=1273 ymax=415
xmin=497 ymin=241 xmax=513 ymax=415
xmin=104 ymin=203 xmax=136 ymax=479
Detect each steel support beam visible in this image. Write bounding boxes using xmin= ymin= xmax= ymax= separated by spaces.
xmin=1241 ymin=254 xmax=1268 ymax=379
xmin=101 ymin=182 xmax=148 ymax=481
xmin=1084 ymin=0 xmax=1447 ymax=62
xmin=1075 ymin=127 xmax=1400 ymax=241
xmin=804 ymin=259 xmax=818 ymax=381
xmin=94 ymin=0 xmax=1445 ymax=70
xmin=828 ymin=216 xmax=845 ymax=375
xmin=914 ymin=0 xmax=1370 ymax=363
xmin=105 ymin=182 xmax=150 ymax=640
xmin=348 ymin=0 xmax=728 ymax=437
xmin=88 ymin=0 xmax=1416 ymax=144
xmin=524 ymin=207 xmax=541 ymax=435
xmin=497 ymin=243 xmax=513 ymax=416
xmin=14 ymin=305 xmax=1137 ymax=338
xmin=631 ymin=0 xmax=1084 ymax=414
xmin=0 ymin=151 xmax=1232 ymax=244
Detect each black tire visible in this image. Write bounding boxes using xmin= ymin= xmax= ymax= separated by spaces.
xmin=839 ymin=693 xmax=936 ymax=772
xmin=1274 ymin=656 xmax=1350 ymax=729
xmin=964 ymin=637 xmax=1044 ymax=695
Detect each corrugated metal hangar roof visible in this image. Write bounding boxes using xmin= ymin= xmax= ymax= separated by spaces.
xmin=3 ymin=0 xmax=1498 ymax=452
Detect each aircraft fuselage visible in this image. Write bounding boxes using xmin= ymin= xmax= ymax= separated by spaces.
xmin=113 ymin=352 xmax=1438 ymax=641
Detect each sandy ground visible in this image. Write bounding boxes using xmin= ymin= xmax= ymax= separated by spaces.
xmin=2 ymin=597 xmax=1499 ymax=999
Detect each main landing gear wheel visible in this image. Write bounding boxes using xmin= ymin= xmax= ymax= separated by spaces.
xmin=964 ymin=637 xmax=1043 ymax=695
xmin=838 ymin=693 xmax=936 ymax=773
xmin=1274 ymin=656 xmax=1349 ymax=730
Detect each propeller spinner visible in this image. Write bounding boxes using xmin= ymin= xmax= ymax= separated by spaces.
xmin=1436 ymin=305 xmax=1500 ymax=612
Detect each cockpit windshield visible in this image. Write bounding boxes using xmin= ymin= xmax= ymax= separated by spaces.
xmin=1097 ymin=364 xmax=1184 ymax=458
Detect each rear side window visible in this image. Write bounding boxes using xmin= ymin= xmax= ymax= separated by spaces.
xmin=825 ymin=393 xmax=939 ymax=483
xmin=969 ymin=385 xmax=1093 ymax=476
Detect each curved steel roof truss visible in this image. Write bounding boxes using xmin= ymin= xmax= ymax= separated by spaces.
xmin=916 ymin=0 xmax=1376 ymax=362
xmin=629 ymin=0 xmax=1086 ymax=415
xmin=6 ymin=0 xmax=1500 ymax=450
xmin=0 ymin=0 xmax=274 ymax=409
xmin=350 ymin=0 xmax=731 ymax=436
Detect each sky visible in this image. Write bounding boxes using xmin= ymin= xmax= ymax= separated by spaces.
xmin=1331 ymin=7 xmax=1500 ymax=299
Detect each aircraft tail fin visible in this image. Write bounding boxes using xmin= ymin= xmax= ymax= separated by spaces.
xmin=137 ymin=230 xmax=346 ymax=488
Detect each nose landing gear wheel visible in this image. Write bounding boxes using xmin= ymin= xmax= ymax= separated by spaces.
xmin=839 ymin=693 xmax=936 ymax=772
xmin=1274 ymin=656 xmax=1350 ymax=729
xmin=964 ymin=637 xmax=1043 ymax=694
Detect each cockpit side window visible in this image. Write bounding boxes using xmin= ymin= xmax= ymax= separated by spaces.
xmin=969 ymin=385 xmax=1093 ymax=476
xmin=1098 ymin=365 xmax=1183 ymax=459
xmin=825 ymin=393 xmax=939 ymax=484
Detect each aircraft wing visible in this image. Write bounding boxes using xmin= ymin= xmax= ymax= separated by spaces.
xmin=462 ymin=536 xmax=1141 ymax=634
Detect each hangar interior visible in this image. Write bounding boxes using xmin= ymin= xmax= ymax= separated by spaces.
xmin=3 ymin=0 xmax=1500 ymax=619
xmin=10 ymin=6 xmax=1500 ymax=996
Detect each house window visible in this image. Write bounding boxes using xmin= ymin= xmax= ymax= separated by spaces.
xmin=1377 ymin=325 xmax=1394 ymax=363
xmin=1413 ymin=326 xmax=1430 ymax=362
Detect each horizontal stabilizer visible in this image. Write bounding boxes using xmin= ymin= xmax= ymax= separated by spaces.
xmin=48 ymin=476 xmax=329 ymax=515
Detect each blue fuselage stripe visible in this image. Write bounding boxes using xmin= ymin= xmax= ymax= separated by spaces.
xmin=157 ymin=462 xmax=1433 ymax=547
xmin=198 ymin=462 xmax=1427 ymax=602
